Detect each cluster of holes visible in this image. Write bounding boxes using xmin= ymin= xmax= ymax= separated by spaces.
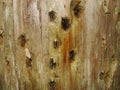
xmin=103 ymin=0 xmax=111 ymax=14
xmin=103 ymin=0 xmax=107 ymax=6
xmin=48 ymin=3 xmax=80 ymax=88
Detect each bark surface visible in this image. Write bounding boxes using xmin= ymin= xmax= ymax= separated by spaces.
xmin=0 ymin=0 xmax=120 ymax=90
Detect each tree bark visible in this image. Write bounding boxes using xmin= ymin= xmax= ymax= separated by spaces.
xmin=0 ymin=0 xmax=120 ymax=90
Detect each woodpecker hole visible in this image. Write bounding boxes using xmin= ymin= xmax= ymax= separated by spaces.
xmin=70 ymin=0 xmax=84 ymax=18
xmin=111 ymin=54 xmax=115 ymax=58
xmin=99 ymin=71 xmax=109 ymax=80
xmin=0 ymin=35 xmax=3 ymax=45
xmin=53 ymin=38 xmax=61 ymax=49
xmin=103 ymin=0 xmax=107 ymax=6
xmin=49 ymin=80 xmax=56 ymax=90
xmin=69 ymin=50 xmax=76 ymax=61
xmin=48 ymin=10 xmax=56 ymax=21
xmin=99 ymin=71 xmax=105 ymax=80
xmin=26 ymin=57 xmax=32 ymax=67
xmin=50 ymin=58 xmax=56 ymax=69
xmin=18 ymin=34 xmax=26 ymax=47
xmin=61 ymin=17 xmax=70 ymax=30
xmin=5 ymin=56 xmax=10 ymax=66
xmin=6 ymin=60 xmax=10 ymax=65
xmin=74 ymin=3 xmax=83 ymax=17
xmin=0 ymin=30 xmax=3 ymax=37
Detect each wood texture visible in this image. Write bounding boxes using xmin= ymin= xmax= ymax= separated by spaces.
xmin=0 ymin=0 xmax=120 ymax=90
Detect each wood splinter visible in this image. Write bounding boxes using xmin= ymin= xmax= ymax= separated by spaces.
xmin=25 ymin=48 xmax=32 ymax=67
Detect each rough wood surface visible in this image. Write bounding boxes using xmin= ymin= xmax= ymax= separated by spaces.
xmin=0 ymin=0 xmax=120 ymax=90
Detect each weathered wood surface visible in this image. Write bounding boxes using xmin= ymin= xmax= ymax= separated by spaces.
xmin=0 ymin=0 xmax=120 ymax=90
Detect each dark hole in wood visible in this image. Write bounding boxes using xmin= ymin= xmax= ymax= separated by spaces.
xmin=72 ymin=1 xmax=83 ymax=18
xmin=102 ymin=37 xmax=105 ymax=40
xmin=99 ymin=71 xmax=109 ymax=80
xmin=48 ymin=10 xmax=56 ymax=21
xmin=64 ymin=5 xmax=66 ymax=8
xmin=49 ymin=80 xmax=56 ymax=90
xmin=69 ymin=50 xmax=76 ymax=61
xmin=0 ymin=30 xmax=4 ymax=38
xmin=105 ymin=12 xmax=111 ymax=15
xmin=26 ymin=57 xmax=32 ymax=67
xmin=53 ymin=39 xmax=61 ymax=49
xmin=5 ymin=56 xmax=9 ymax=65
xmin=18 ymin=34 xmax=26 ymax=47
xmin=61 ymin=17 xmax=70 ymax=30
xmin=99 ymin=71 xmax=105 ymax=80
xmin=103 ymin=0 xmax=107 ymax=6
xmin=50 ymin=58 xmax=56 ymax=69
xmin=6 ymin=60 xmax=9 ymax=65
xmin=0 ymin=34 xmax=3 ymax=45
xmin=111 ymin=54 xmax=115 ymax=58
xmin=0 ymin=35 xmax=3 ymax=39
xmin=118 ymin=12 xmax=120 ymax=20
xmin=118 ymin=12 xmax=120 ymax=16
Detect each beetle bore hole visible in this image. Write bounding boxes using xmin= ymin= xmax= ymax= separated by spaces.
xmin=74 ymin=3 xmax=83 ymax=17
xmin=0 ymin=30 xmax=3 ymax=37
xmin=50 ymin=58 xmax=56 ymax=69
xmin=53 ymin=38 xmax=61 ymax=49
xmin=18 ymin=34 xmax=26 ymax=47
xmin=5 ymin=56 xmax=10 ymax=66
xmin=99 ymin=71 xmax=105 ymax=80
xmin=0 ymin=34 xmax=3 ymax=45
xmin=69 ymin=50 xmax=76 ymax=61
xmin=99 ymin=71 xmax=109 ymax=80
xmin=26 ymin=57 xmax=32 ymax=67
xmin=71 ymin=0 xmax=84 ymax=18
xmin=49 ymin=80 xmax=56 ymax=90
xmin=48 ymin=10 xmax=56 ymax=21
xmin=61 ymin=17 xmax=71 ymax=30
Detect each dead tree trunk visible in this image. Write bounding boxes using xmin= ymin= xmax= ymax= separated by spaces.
xmin=0 ymin=0 xmax=120 ymax=90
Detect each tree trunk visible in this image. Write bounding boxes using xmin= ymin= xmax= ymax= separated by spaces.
xmin=0 ymin=0 xmax=120 ymax=90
